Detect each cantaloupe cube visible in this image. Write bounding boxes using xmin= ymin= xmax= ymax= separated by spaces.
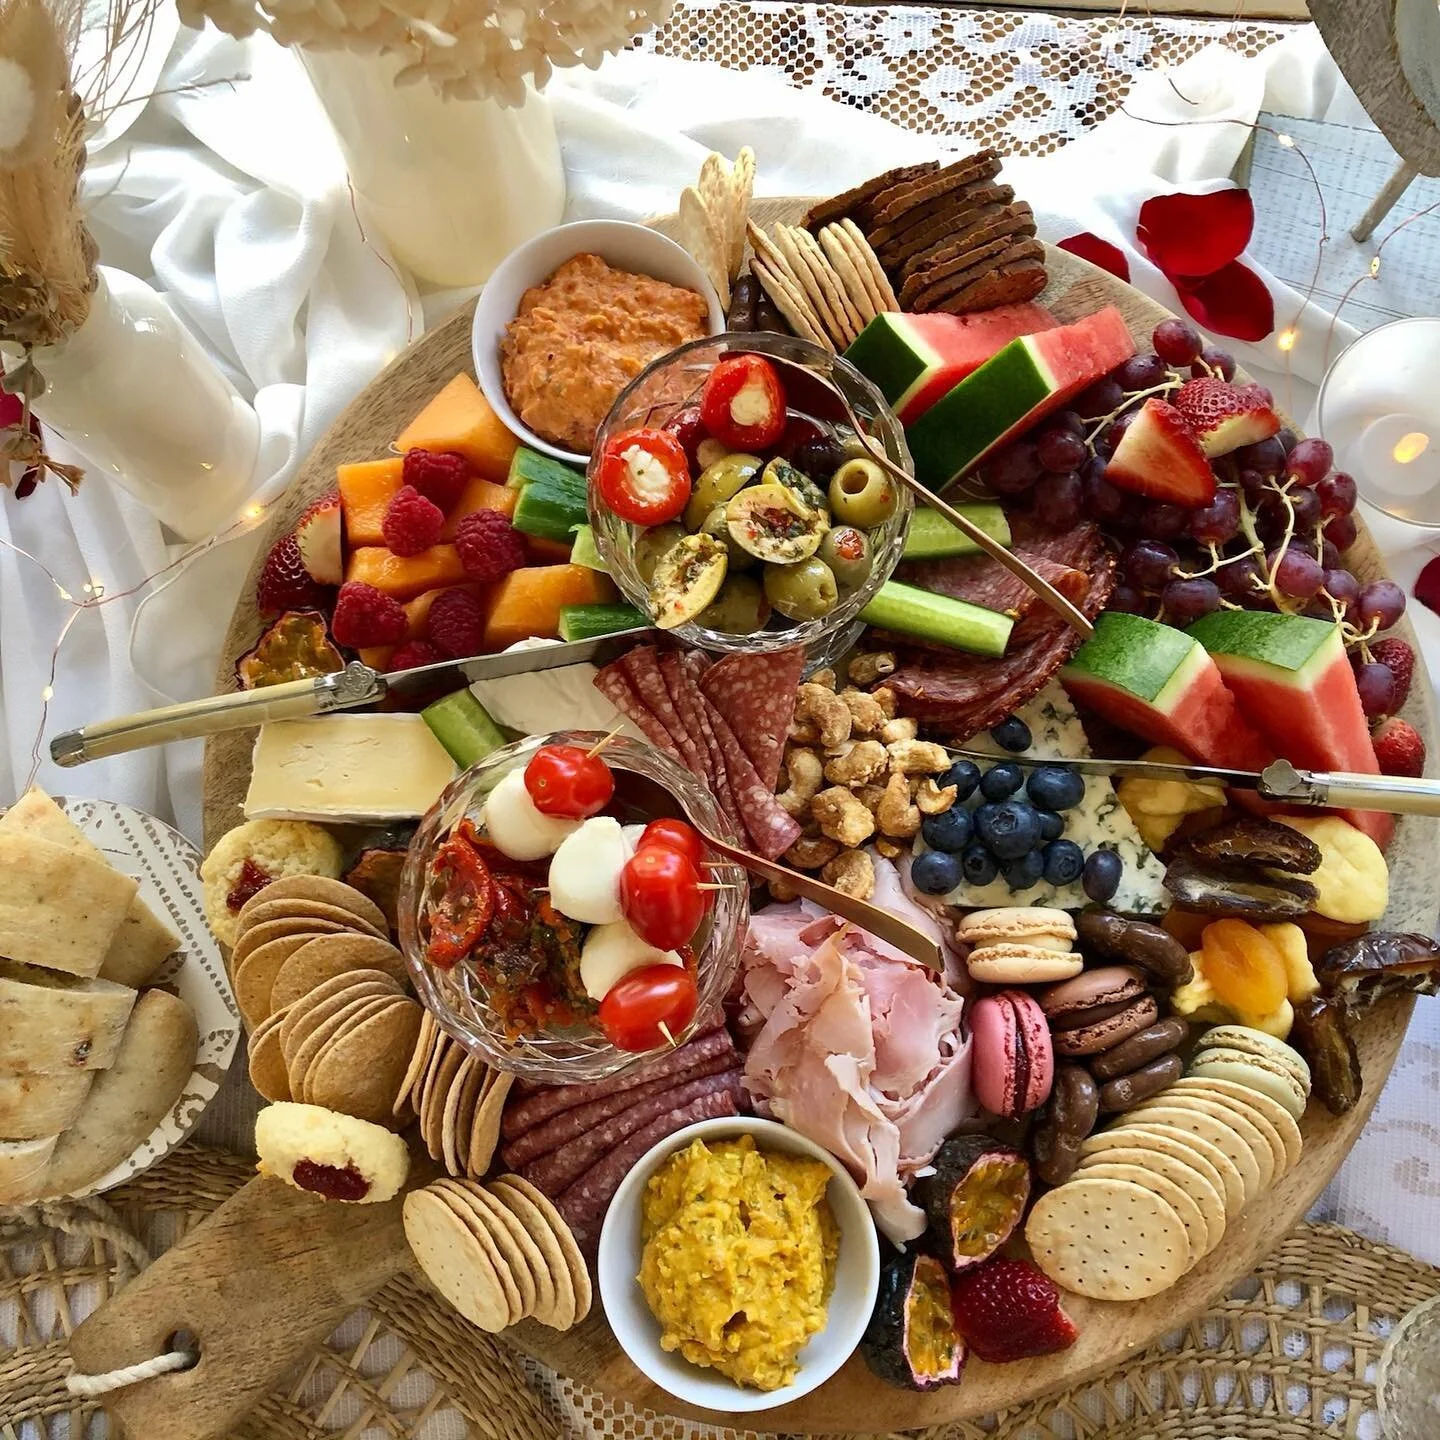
xmin=358 ymin=644 xmax=396 ymax=670
xmin=405 ymin=583 xmax=487 ymax=638
xmin=482 ymin=565 xmax=617 ymax=651
xmin=345 ymin=545 xmax=466 ymax=601
xmin=337 ymin=458 xmax=405 ymax=547
xmin=524 ymin=534 xmax=575 ymax=565
xmin=440 ymin=477 xmax=516 ymax=541
xmin=396 ymin=373 xmax=519 ymax=484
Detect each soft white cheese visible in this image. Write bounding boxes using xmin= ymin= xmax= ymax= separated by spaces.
xmin=621 ymin=444 xmax=675 ymax=504
xmin=244 ymin=715 xmax=456 ymax=823
xmin=483 ymin=767 xmax=580 ymax=862
xmin=548 ymin=816 xmax=627 ymax=924
xmin=729 ymin=376 xmax=772 ymax=429
xmin=466 ymin=640 xmax=647 ymax=740
xmin=579 ymin=917 xmax=682 ymax=1002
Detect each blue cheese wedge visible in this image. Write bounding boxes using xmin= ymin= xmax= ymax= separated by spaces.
xmin=914 ymin=680 xmax=1168 ymax=914
xmin=244 ymin=715 xmax=456 ymax=823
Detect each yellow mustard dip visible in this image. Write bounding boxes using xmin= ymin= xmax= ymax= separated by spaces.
xmin=638 ymin=1134 xmax=839 ymax=1392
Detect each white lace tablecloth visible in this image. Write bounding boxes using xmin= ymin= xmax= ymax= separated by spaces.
xmin=3 ymin=7 xmax=1438 ymax=1435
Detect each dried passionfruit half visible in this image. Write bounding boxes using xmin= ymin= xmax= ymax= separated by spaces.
xmin=913 ymin=1134 xmax=1030 ymax=1271
xmin=1185 ymin=817 xmax=1322 ymax=874
xmin=235 ymin=609 xmax=344 ymax=690
xmin=860 ymin=1251 xmax=966 ymax=1391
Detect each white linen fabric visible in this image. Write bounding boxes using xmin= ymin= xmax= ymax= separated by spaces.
xmin=1 ymin=15 xmax=1437 ymax=1264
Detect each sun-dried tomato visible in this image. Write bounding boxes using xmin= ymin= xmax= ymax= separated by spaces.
xmin=425 ymin=822 xmax=495 ymax=969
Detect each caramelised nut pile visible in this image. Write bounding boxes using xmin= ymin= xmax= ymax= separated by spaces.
xmin=774 ymin=654 xmax=955 ymax=900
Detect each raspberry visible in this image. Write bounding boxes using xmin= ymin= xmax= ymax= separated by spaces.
xmin=387 ymin=639 xmax=444 ymax=672
xmin=426 ymin=588 xmax=488 ymax=658
xmin=383 ymin=485 xmax=444 ymax=557
xmin=332 ymin=581 xmax=407 ymax=648
xmin=455 ymin=508 xmax=527 ymax=583
xmin=256 ymin=532 xmax=329 ymax=615
xmin=402 ymin=448 xmax=470 ymax=512
xmin=1370 ymin=637 xmax=1415 ymax=711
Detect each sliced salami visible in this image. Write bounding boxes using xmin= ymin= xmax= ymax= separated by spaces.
xmin=680 ymin=649 xmax=743 ymax=833
xmin=898 ymin=549 xmax=1091 ymax=645
xmin=698 ymin=693 xmax=802 ymax=860
xmin=698 ymin=648 xmax=806 ymax=791
xmin=618 ymin=647 xmax=691 ymax=758
xmin=594 ymin=661 xmax=682 ymax=760
xmin=657 ymin=650 xmax=710 ymax=778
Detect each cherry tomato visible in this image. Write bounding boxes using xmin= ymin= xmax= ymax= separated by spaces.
xmin=636 ymin=817 xmax=706 ymax=871
xmin=524 ymin=744 xmax=614 ymax=819
xmin=620 ymin=845 xmax=705 ymax=951
xmin=598 ymin=963 xmax=699 ymax=1051
xmin=596 ymin=427 xmax=692 ymax=526
xmin=662 ymin=406 xmax=707 ymax=471
xmin=425 ymin=822 xmax=494 ymax=969
xmin=700 ymin=354 xmax=787 ymax=452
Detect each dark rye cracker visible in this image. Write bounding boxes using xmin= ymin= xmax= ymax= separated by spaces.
xmin=898 ymin=201 xmax=1036 ymax=285
xmin=802 ymin=162 xmax=937 ymax=232
xmin=900 ymin=235 xmax=1014 ymax=308
xmin=908 ymin=241 xmax=1047 ymax=314
xmin=868 ymin=149 xmax=1002 ymax=233
xmin=872 ymin=182 xmax=1015 ymax=257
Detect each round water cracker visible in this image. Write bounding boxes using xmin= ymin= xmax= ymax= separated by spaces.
xmin=1084 ymin=1121 xmax=1244 ymax=1219
xmin=417 ymin=1033 xmax=457 ymax=1151
xmin=837 ymin=217 xmax=899 ymax=309
xmin=501 ymin=1172 xmax=590 ymax=1325
xmin=234 ymin=936 xmax=311 ymax=1028
xmin=468 ymin=1069 xmax=514 ymax=1179
xmin=465 ymin=1183 xmax=543 ymax=1319
xmin=1077 ymin=1145 xmax=1226 ymax=1256
xmin=1132 ymin=1094 xmax=1275 ymax=1192
xmin=449 ymin=1054 xmax=488 ymax=1175
xmin=1164 ymin=1078 xmax=1292 ymax=1176
xmin=794 ymin=226 xmax=866 ymax=341
xmin=777 ymin=225 xmax=861 ymax=346
xmin=424 ymin=1041 xmax=467 ymax=1161
xmin=679 ymin=185 xmax=729 ymax=309
xmin=310 ymin=996 xmax=423 ymax=1126
xmin=280 ymin=972 xmax=402 ymax=1060
xmin=288 ymin=994 xmax=396 ymax=1100
xmin=1187 ymin=1047 xmax=1309 ymax=1120
xmin=1080 ymin=1162 xmax=1206 ymax=1265
xmin=396 ymin=1010 xmax=437 ymax=1119
xmin=430 ymin=1180 xmax=524 ymax=1326
xmin=1121 ymin=1105 xmax=1262 ymax=1208
xmin=1170 ymin=1075 xmax=1302 ymax=1171
xmin=247 ymin=1007 xmax=293 ymax=1103
xmin=443 ymin=1055 xmax=480 ymax=1176
xmin=238 ymin=897 xmax=387 ymax=943
xmin=403 ymin=1188 xmax=511 ymax=1333
xmin=269 ymin=932 xmax=407 ymax=1011
xmin=750 ymin=258 xmax=830 ymax=351
xmin=1026 ymin=1177 xmax=1189 ymax=1301
xmin=489 ymin=1178 xmax=561 ymax=1326
xmin=231 ymin=915 xmax=350 ymax=969
xmin=303 ymin=997 xmax=412 ymax=1111
xmin=237 ymin=875 xmax=387 ymax=935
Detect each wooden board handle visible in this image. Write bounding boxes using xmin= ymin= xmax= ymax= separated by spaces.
xmin=70 ymin=1175 xmax=414 ymax=1440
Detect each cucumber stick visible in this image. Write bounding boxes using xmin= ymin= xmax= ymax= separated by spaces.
xmin=558 ymin=603 xmax=648 ymax=642
xmin=508 ymin=446 xmax=583 ymax=492
xmin=860 ymin=581 xmax=1013 ymax=657
xmin=422 ymin=689 xmax=507 ymax=769
xmin=512 ymin=472 xmax=588 ymax=544
xmin=568 ymin=524 xmax=609 ymax=574
xmin=901 ymin=504 xmax=1011 ymax=561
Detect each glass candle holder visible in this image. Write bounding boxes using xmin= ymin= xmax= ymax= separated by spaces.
xmin=1378 ymin=1294 xmax=1440 ymax=1438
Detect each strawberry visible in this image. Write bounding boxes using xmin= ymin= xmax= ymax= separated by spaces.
xmin=1105 ymin=398 xmax=1217 ymax=506
xmin=1372 ymin=715 xmax=1426 ymax=778
xmin=948 ymin=1258 xmax=1079 ymax=1364
xmin=1369 ymin=636 xmax=1415 ymax=711
xmin=256 ymin=532 xmax=329 ymax=615
xmin=294 ymin=491 xmax=344 ymax=585
xmin=1172 ymin=377 xmax=1280 ymax=458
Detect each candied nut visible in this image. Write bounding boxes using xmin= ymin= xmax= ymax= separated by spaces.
xmin=856 ymin=783 xmax=888 ymax=814
xmin=822 ymin=848 xmax=875 ymax=900
xmin=785 ymin=834 xmax=841 ymax=870
xmin=768 ymin=876 xmax=800 ymax=903
xmin=915 ymin=778 xmax=957 ymax=815
xmin=792 ymin=683 xmax=851 ymax=749
xmin=876 ymin=770 xmax=921 ymax=839
xmin=838 ymin=688 xmax=887 ymax=736
xmin=808 ymin=667 xmax=838 ymax=691
xmin=824 ymin=739 xmax=889 ymax=786
xmin=880 ymin=716 xmax=918 ymax=744
xmin=812 ymin=786 xmax=876 ymax=847
xmin=847 ymin=651 xmax=895 ymax=687
xmin=874 ymin=837 xmax=904 ymax=860
xmin=871 ymin=686 xmax=898 ymax=719
xmin=886 ymin=738 xmax=951 ymax=775
xmin=776 ymin=746 xmax=823 ymax=819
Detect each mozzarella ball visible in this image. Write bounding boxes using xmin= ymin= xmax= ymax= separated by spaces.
xmin=579 ymin=918 xmax=682 ymax=1002
xmin=548 ymin=816 xmax=627 ymax=924
xmin=482 ymin=767 xmax=580 ymax=861
xmin=621 ymin=822 xmax=648 ymax=855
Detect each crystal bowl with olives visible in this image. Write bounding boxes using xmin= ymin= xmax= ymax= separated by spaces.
xmin=588 ymin=332 xmax=913 ymax=654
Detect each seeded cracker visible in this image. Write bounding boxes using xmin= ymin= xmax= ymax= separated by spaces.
xmin=1026 ymin=1177 xmax=1189 ymax=1300
xmin=679 ymin=185 xmax=729 ymax=309
xmin=236 ymin=875 xmax=388 ymax=935
xmin=1078 ymin=1144 xmax=1227 ymax=1255
xmin=238 ymin=896 xmax=388 ymax=940
xmin=403 ymin=1188 xmax=511 ymax=1332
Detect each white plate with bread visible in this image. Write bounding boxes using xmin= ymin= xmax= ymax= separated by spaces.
xmin=0 ymin=791 xmax=240 ymax=1203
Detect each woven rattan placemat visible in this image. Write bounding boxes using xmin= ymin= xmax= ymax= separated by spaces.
xmin=3 ymin=1145 xmax=1437 ymax=1440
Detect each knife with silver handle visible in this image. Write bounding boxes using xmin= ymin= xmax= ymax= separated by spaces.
xmin=947 ymin=748 xmax=1440 ymax=817
xmin=50 ymin=629 xmax=658 ymax=768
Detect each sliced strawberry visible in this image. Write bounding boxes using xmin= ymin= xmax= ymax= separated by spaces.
xmin=1105 ymin=398 xmax=1217 ymax=505
xmin=256 ymin=532 xmax=329 ymax=616
xmin=295 ymin=491 xmax=344 ymax=585
xmin=1172 ymin=377 xmax=1280 ymax=458
xmin=949 ymin=1258 xmax=1079 ymax=1364
xmin=1370 ymin=637 xmax=1416 ymax=711
xmin=1372 ymin=715 xmax=1426 ymax=778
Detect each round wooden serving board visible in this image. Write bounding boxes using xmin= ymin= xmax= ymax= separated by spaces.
xmin=204 ymin=200 xmax=1439 ymax=1431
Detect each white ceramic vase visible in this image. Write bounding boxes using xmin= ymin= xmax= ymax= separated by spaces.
xmin=4 ymin=268 xmax=260 ymax=540
xmin=300 ymin=48 xmax=567 ymax=288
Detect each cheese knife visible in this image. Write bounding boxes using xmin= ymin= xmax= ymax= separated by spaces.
xmin=946 ymin=748 xmax=1440 ymax=817
xmin=49 ymin=628 xmax=658 ymax=767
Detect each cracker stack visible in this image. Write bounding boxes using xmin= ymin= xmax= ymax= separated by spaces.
xmin=678 ymin=147 xmax=756 ymax=309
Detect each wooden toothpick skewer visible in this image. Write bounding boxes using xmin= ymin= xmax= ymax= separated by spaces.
xmin=695 ymin=882 xmax=741 ymax=892
xmin=586 ymin=725 xmax=625 ymax=759
xmin=657 ymin=1021 xmax=677 ymax=1048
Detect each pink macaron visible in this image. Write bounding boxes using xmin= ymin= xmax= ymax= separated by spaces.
xmin=971 ymin=989 xmax=1055 ymax=1120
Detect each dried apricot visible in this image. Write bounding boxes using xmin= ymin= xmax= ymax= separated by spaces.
xmin=1200 ymin=919 xmax=1288 ymax=1016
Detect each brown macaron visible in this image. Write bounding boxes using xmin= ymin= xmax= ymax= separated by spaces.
xmin=1039 ymin=967 xmax=1158 ymax=1058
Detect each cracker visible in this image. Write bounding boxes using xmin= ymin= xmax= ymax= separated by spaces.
xmin=432 ymin=1180 xmax=523 ymax=1326
xmin=871 ymin=183 xmax=1015 ymax=256
xmin=287 ymin=994 xmax=393 ymax=1101
xmin=1077 ymin=1145 xmax=1226 ymax=1256
xmin=1083 ymin=1121 xmax=1245 ymax=1218
xmin=898 ymin=201 xmax=1036 ymax=286
xmin=1122 ymin=1106 xmax=1263 ymax=1208
xmin=819 ymin=226 xmax=876 ymax=325
xmin=396 ymin=1010 xmax=437 ymax=1119
xmin=231 ymin=916 xmax=349 ymax=969
xmin=1081 ymin=1161 xmax=1205 ymax=1266
xmin=869 ymin=150 xmax=1003 ymax=232
xmin=467 ymin=1183 xmax=542 ymax=1318
xmin=679 ymin=185 xmax=729 ymax=309
xmin=234 ymin=937 xmax=308 ymax=1028
xmin=919 ymin=256 xmax=1047 ymax=316
xmin=777 ymin=225 xmax=861 ymax=346
xmin=1170 ymin=1076 xmax=1303 ymax=1171
xmin=801 ymin=161 xmax=938 ymax=232
xmin=1132 ymin=1094 xmax=1274 ymax=1191
xmin=424 ymin=1042 xmax=466 ymax=1161
xmin=489 ymin=1178 xmax=560 ymax=1326
xmin=238 ymin=897 xmax=387 ymax=942
xmin=468 ymin=1069 xmax=514 ymax=1179
xmin=451 ymin=1054 xmax=488 ymax=1175
xmin=443 ymin=1055 xmax=479 ymax=1176
xmin=403 ymin=1188 xmax=511 ymax=1332
xmin=751 ymin=257 xmax=830 ymax=351
xmin=697 ymin=152 xmax=739 ymax=282
xmin=794 ymin=226 xmax=865 ymax=340
xmin=236 ymin=875 xmax=387 ymax=935
xmin=1026 ymin=1177 xmax=1189 ymax=1301
xmin=499 ymin=1172 xmax=589 ymax=1325
xmin=269 ymin=932 xmax=407 ymax=1011
xmin=729 ymin=146 xmax=755 ymax=275
xmin=247 ymin=1008 xmax=293 ymax=1103
xmin=279 ymin=971 xmax=402 ymax=1059
xmin=310 ymin=996 xmax=422 ymax=1127
xmin=836 ymin=219 xmax=899 ymax=311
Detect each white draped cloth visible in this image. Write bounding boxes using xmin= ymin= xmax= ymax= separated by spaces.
xmin=2 ymin=17 xmax=1437 ymax=1261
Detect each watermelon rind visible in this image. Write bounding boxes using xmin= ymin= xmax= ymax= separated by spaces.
xmin=1060 ymin=612 xmax=1204 ymax=710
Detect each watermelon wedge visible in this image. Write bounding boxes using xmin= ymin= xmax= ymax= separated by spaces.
xmin=844 ymin=305 xmax=1058 ymax=425
xmin=1060 ymin=613 xmax=1275 ymax=779
xmin=1187 ymin=610 xmax=1393 ymax=849
xmin=906 ymin=306 xmax=1137 ymax=491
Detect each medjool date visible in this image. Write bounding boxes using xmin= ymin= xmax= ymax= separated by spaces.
xmin=1162 ymin=856 xmax=1316 ymax=921
xmin=860 ymin=1252 xmax=966 ymax=1391
xmin=913 ymin=1135 xmax=1030 ymax=1270
xmin=1292 ymin=994 xmax=1362 ymax=1115
xmin=1185 ymin=816 xmax=1322 ymax=874
xmin=1315 ymin=931 xmax=1440 ymax=1007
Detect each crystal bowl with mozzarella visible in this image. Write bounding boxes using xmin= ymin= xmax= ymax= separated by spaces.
xmin=399 ymin=731 xmax=749 ymax=1084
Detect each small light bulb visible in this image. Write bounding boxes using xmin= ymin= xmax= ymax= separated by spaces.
xmin=1277 ymin=328 xmax=1298 ymax=352
xmin=1276 ymin=133 xmax=1295 ymax=148
xmin=40 ymin=685 xmax=53 ymax=702
xmin=56 ymin=588 xmax=72 ymax=602
xmin=1370 ymin=257 xmax=1382 ymax=277
xmin=1394 ymin=432 xmax=1430 ymax=465
xmin=244 ymin=503 xmax=265 ymax=522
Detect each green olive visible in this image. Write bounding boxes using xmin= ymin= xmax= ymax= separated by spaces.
xmin=817 ymin=525 xmax=874 ymax=590
xmin=699 ymin=503 xmax=757 ymax=569
xmin=726 ymin=482 xmax=827 ymax=564
xmin=695 ymin=437 xmax=730 ymax=472
xmin=696 ymin=574 xmax=771 ymax=634
xmin=762 ymin=457 xmax=828 ymax=515
xmin=647 ymin=533 xmax=728 ymax=630
xmin=633 ymin=522 xmax=685 ymax=584
xmin=829 ymin=457 xmax=899 ymax=527
xmin=763 ymin=557 xmax=840 ymax=621
xmin=683 ymin=453 xmax=763 ymax=531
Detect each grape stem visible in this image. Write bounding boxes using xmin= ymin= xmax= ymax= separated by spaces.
xmin=1083 ymin=375 xmax=1183 ymax=449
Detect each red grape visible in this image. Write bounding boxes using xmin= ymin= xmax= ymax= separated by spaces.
xmin=1276 ymin=427 xmax=1298 ymax=454
xmin=1153 ymin=319 xmax=1203 ymax=366
xmin=1052 ymin=410 xmax=1086 ymax=437
xmin=1354 ymin=660 xmax=1398 ymax=717
xmin=1356 ymin=579 xmax=1406 ymax=630
xmin=1254 ymin=493 xmax=1291 ymax=545
xmin=987 ymin=442 xmax=1041 ymax=496
xmin=1321 ymin=538 xmax=1341 ymax=570
xmin=1289 ymin=487 xmax=1322 ymax=531
xmin=1189 ymin=489 xmax=1241 ymax=545
xmin=1125 ymin=540 xmax=1181 ymax=589
xmin=1081 ymin=456 xmax=1127 ymax=523
xmin=1106 ymin=410 xmax=1138 ymax=451
xmin=1271 ymin=547 xmax=1324 ymax=600
xmin=1192 ymin=346 xmax=1237 ymax=381
xmin=1218 ymin=553 xmax=1264 ymax=600
xmin=1162 ymin=577 xmax=1221 ymax=623
xmin=1237 ymin=467 xmax=1269 ymax=504
xmin=1317 ymin=471 xmax=1357 ymax=517
xmin=1323 ymin=569 xmax=1359 ymax=614
xmin=1236 ymin=437 xmax=1286 ymax=477
xmin=1032 ymin=471 xmax=1083 ymax=530
xmin=1284 ymin=438 xmax=1334 ymax=487
xmin=1116 ymin=354 xmax=1169 ymax=392
xmin=1074 ymin=377 xmax=1126 ymax=420
xmin=1036 ymin=428 xmax=1088 ymax=474
xmin=1324 ymin=512 xmax=1359 ymax=551
xmin=1145 ymin=503 xmax=1190 ymax=540
xmin=1109 ymin=583 xmax=1148 ymax=614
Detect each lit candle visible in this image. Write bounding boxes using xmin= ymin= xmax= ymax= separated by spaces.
xmin=1354 ymin=415 xmax=1438 ymax=505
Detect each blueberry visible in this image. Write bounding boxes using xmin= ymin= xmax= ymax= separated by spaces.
xmin=1036 ymin=808 xmax=1065 ymax=842
xmin=911 ymin=849 xmax=961 ymax=896
xmin=939 ymin=760 xmax=982 ymax=803
xmin=973 ymin=802 xmax=1001 ymax=838
xmin=1042 ymin=839 xmax=1086 ymax=886
xmin=979 ymin=762 xmax=1024 ymax=802
xmin=921 ymin=807 xmax=972 ymax=854
xmin=975 ymin=799 xmax=1042 ymax=860
xmin=1002 ymin=850 xmax=1045 ymax=891
xmin=1027 ymin=765 xmax=1087 ymax=811
xmin=1083 ymin=847 xmax=1124 ymax=903
xmin=961 ymin=844 xmax=999 ymax=886
xmin=990 ymin=715 xmax=1033 ymax=753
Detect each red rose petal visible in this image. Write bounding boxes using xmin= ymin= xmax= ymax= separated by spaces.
xmin=0 ymin=388 xmax=21 ymax=430
xmin=1414 ymin=555 xmax=1440 ymax=616
xmin=1173 ymin=261 xmax=1275 ymax=343
xmin=1137 ymin=188 xmax=1255 ymax=278
xmin=1057 ymin=232 xmax=1131 ymax=282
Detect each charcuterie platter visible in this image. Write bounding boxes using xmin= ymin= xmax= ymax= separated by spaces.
xmin=69 ymin=161 xmax=1438 ymax=1438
